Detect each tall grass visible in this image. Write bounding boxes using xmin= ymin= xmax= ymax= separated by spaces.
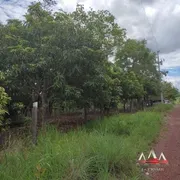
xmin=175 ymin=97 xmax=180 ymax=104
xmin=0 ymin=105 xmax=171 ymax=180
xmin=145 ymin=103 xmax=173 ymax=113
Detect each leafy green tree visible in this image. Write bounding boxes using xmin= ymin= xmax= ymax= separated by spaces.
xmin=115 ymin=39 xmax=160 ymax=109
xmin=0 ymin=1 xmax=177 ymax=127
xmin=0 ymin=73 xmax=10 ymax=125
xmin=120 ymin=71 xmax=144 ymax=111
xmin=59 ymin=4 xmax=125 ymax=119
xmin=162 ymin=81 xmax=179 ymax=101
xmin=0 ymin=3 xmax=126 ymax=122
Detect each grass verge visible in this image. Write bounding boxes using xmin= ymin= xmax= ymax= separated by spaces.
xmin=145 ymin=103 xmax=173 ymax=113
xmin=0 ymin=105 xmax=173 ymax=180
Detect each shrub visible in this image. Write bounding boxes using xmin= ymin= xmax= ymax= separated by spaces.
xmin=0 ymin=86 xmax=10 ymax=125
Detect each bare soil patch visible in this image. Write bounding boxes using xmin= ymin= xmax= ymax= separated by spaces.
xmin=149 ymin=105 xmax=180 ymax=180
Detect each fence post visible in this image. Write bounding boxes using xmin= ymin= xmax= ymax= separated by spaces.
xmin=32 ymin=102 xmax=38 ymax=145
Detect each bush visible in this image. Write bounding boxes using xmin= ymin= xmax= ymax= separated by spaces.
xmin=0 ymin=86 xmax=10 ymax=125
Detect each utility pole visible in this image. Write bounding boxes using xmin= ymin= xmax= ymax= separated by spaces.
xmin=157 ymin=51 xmax=164 ymax=103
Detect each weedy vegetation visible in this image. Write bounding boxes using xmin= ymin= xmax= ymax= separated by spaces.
xmin=0 ymin=104 xmax=172 ymax=180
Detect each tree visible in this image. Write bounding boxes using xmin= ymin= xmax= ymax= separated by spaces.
xmin=0 ymin=73 xmax=10 ymax=125
xmin=0 ymin=3 xmax=126 ymax=122
xmin=0 ymin=2 xmax=175 ymax=127
xmin=162 ymin=81 xmax=179 ymax=101
xmin=115 ymin=39 xmax=160 ymax=109
xmin=119 ymin=71 xmax=144 ymax=112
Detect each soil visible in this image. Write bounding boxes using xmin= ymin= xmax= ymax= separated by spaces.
xmin=149 ymin=105 xmax=180 ymax=180
xmin=48 ymin=110 xmax=119 ymax=132
xmin=0 ymin=110 xmax=120 ymax=147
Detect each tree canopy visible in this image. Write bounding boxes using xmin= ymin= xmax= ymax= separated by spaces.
xmin=0 ymin=2 xmax=178 ymax=124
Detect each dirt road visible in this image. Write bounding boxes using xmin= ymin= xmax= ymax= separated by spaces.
xmin=149 ymin=105 xmax=180 ymax=180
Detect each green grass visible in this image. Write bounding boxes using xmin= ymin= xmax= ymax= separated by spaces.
xmin=145 ymin=103 xmax=173 ymax=113
xmin=0 ymin=105 xmax=172 ymax=180
xmin=175 ymin=97 xmax=180 ymax=104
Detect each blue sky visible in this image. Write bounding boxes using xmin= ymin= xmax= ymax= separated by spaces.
xmin=163 ymin=66 xmax=180 ymax=90
xmin=0 ymin=0 xmax=180 ymax=90
xmin=163 ymin=66 xmax=180 ymax=77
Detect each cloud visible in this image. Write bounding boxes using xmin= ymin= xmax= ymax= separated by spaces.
xmin=161 ymin=50 xmax=180 ymax=69
xmin=1 ymin=0 xmax=179 ymax=57
xmin=0 ymin=0 xmax=33 ymax=23
xmin=130 ymin=0 xmax=156 ymax=5
xmin=164 ymin=76 xmax=180 ymax=90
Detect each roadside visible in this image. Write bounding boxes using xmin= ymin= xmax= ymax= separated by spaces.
xmin=150 ymin=105 xmax=180 ymax=180
xmin=0 ymin=106 xmax=166 ymax=180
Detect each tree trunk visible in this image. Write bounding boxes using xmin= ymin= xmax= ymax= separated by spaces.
xmin=137 ymin=98 xmax=141 ymax=110
xmin=123 ymin=101 xmax=126 ymax=112
xmin=100 ymin=104 xmax=104 ymax=119
xmin=93 ymin=105 xmax=96 ymax=114
xmin=150 ymin=100 xmax=153 ymax=106
xmin=41 ymin=92 xmax=45 ymax=124
xmin=134 ymin=99 xmax=138 ymax=111
xmin=48 ymin=101 xmax=53 ymax=117
xmin=41 ymin=78 xmax=48 ymax=125
xmin=142 ymin=98 xmax=144 ymax=111
xmin=103 ymin=104 xmax=110 ymax=116
xmin=83 ymin=106 xmax=87 ymax=122
xmin=130 ymin=99 xmax=133 ymax=112
xmin=32 ymin=90 xmax=36 ymax=102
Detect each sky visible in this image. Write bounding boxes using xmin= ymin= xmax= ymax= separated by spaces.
xmin=0 ymin=0 xmax=180 ymax=90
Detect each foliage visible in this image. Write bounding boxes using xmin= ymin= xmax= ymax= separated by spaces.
xmin=0 ymin=1 xmax=178 ymax=178
xmin=0 ymin=87 xmax=10 ymax=122
xmin=0 ymin=73 xmax=10 ymax=124
xmin=175 ymin=97 xmax=180 ymax=104
xmin=162 ymin=81 xmax=179 ymax=101
xmin=120 ymin=71 xmax=144 ymax=101
xmin=0 ymin=1 xmax=178 ymax=121
xmin=115 ymin=39 xmax=160 ymax=104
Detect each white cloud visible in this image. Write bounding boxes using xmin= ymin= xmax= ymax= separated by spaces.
xmin=172 ymin=4 xmax=180 ymax=14
xmin=164 ymin=76 xmax=180 ymax=90
xmin=161 ymin=50 xmax=180 ymax=68
xmin=0 ymin=0 xmax=33 ymax=23
xmin=145 ymin=6 xmax=157 ymax=18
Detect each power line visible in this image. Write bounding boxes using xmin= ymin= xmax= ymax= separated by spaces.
xmin=140 ymin=0 xmax=159 ymax=52
xmin=140 ymin=0 xmax=165 ymax=103
xmin=151 ymin=0 xmax=168 ymax=30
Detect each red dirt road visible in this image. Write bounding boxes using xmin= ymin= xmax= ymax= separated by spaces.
xmin=149 ymin=105 xmax=180 ymax=180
